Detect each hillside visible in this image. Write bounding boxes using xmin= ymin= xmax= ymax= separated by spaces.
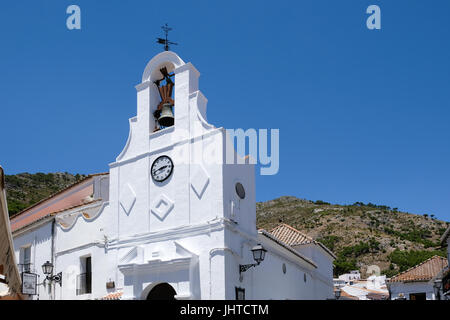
xmin=5 ymin=172 xmax=87 ymax=216
xmin=4 ymin=173 xmax=449 ymax=278
xmin=257 ymin=196 xmax=449 ymax=277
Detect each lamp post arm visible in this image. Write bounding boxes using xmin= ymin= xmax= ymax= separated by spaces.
xmin=45 ymin=272 xmax=62 ymax=287
xmin=239 ymin=263 xmax=257 ymax=275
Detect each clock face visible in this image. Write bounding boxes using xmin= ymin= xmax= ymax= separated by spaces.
xmin=151 ymin=155 xmax=174 ymax=182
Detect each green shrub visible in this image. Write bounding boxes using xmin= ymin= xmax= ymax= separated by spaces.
xmin=333 ymin=258 xmax=357 ymax=276
xmin=388 ymin=249 xmax=446 ymax=273
xmin=316 ymin=236 xmax=341 ymax=251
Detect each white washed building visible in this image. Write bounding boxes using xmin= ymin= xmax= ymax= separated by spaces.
xmin=387 ymin=255 xmax=448 ymax=300
xmin=338 ymin=270 xmax=361 ymax=283
xmin=438 ymin=226 xmax=450 ymax=298
xmin=10 ymin=51 xmax=335 ymax=300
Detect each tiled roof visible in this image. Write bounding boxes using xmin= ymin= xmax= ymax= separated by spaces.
xmin=269 ymin=224 xmax=336 ymax=259
xmin=258 ymin=229 xmax=317 ymax=268
xmin=0 ymin=292 xmax=26 ymax=300
xmin=340 ymin=284 xmax=388 ymax=300
xmin=270 ymin=224 xmax=314 ymax=245
xmin=339 ymin=290 xmax=359 ymax=300
xmin=10 ymin=173 xmax=108 ymax=232
xmin=12 ymin=199 xmax=102 ymax=233
xmin=101 ymin=291 xmax=123 ymax=300
xmin=366 ymin=292 xmax=389 ymax=300
xmin=389 ymin=255 xmax=448 ymax=283
xmin=9 ymin=172 xmax=107 ymax=220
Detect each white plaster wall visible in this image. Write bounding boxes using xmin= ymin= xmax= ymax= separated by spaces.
xmin=389 ymin=282 xmax=436 ymax=300
xmin=117 ymin=156 xmax=150 ymax=236
xmin=294 ymin=243 xmax=334 ymax=299
xmin=222 ymin=162 xmax=256 ymax=237
xmin=250 ymin=244 xmax=317 ymax=300
xmin=222 ymin=227 xmax=331 ymax=300
xmin=55 ymin=245 xmax=117 ymax=300
xmin=56 ymin=203 xmax=110 ymax=252
xmin=0 ymin=283 xmax=8 ymax=293
xmin=55 ymin=201 xmax=117 ymax=300
xmin=13 ymin=221 xmax=53 ymax=300
xmin=93 ymin=175 xmax=109 ymax=201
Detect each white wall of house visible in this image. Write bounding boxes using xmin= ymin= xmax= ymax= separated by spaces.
xmin=389 ymin=282 xmax=436 ymax=300
xmin=252 ymin=236 xmax=328 ymax=300
xmin=294 ymin=243 xmax=334 ymax=296
xmin=338 ymin=270 xmax=361 ymax=283
xmin=13 ymin=220 xmax=53 ymax=300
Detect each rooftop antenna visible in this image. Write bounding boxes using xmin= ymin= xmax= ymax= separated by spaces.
xmin=156 ymin=23 xmax=178 ymax=51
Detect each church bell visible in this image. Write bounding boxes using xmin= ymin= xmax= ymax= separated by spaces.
xmin=157 ymin=102 xmax=174 ymax=127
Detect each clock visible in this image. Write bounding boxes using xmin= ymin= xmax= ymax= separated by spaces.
xmin=151 ymin=155 xmax=173 ymax=182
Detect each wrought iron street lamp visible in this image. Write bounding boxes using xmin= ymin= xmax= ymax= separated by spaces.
xmin=433 ymin=279 xmax=442 ymax=300
xmin=239 ymin=244 xmax=267 ymax=276
xmin=335 ymin=288 xmax=341 ymax=300
xmin=41 ymin=261 xmax=62 ymax=286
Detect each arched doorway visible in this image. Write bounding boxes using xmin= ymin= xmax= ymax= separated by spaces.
xmin=146 ymin=283 xmax=177 ymax=300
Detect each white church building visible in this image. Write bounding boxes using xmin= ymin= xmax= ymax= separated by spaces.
xmin=9 ymin=51 xmax=335 ymax=300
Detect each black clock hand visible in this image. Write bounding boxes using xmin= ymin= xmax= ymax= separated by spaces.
xmin=153 ymin=165 xmax=168 ymax=174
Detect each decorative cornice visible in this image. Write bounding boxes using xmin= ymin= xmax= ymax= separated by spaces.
xmin=109 ymin=127 xmax=224 ymax=168
xmin=109 ymin=217 xmax=227 ymax=249
xmin=135 ymin=81 xmax=151 ymax=92
xmin=118 ymin=257 xmax=192 ymax=274
xmin=116 ymin=117 xmax=137 ymax=162
xmin=141 ymin=51 xmax=185 ymax=82
xmin=56 ymin=201 xmax=108 ymax=231
xmin=174 ymin=62 xmax=200 ymax=78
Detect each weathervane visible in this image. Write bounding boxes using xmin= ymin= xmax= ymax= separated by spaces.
xmin=156 ymin=23 xmax=178 ymax=51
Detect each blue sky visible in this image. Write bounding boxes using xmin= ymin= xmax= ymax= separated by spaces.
xmin=1 ymin=1 xmax=449 ymax=221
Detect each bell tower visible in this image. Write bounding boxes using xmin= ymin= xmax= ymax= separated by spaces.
xmin=108 ymin=50 xmax=257 ymax=300
xmin=109 ymin=50 xmax=256 ymax=241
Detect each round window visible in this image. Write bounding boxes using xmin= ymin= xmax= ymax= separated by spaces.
xmin=235 ymin=183 xmax=245 ymax=199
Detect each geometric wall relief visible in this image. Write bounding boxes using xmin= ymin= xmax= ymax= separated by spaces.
xmin=120 ymin=183 xmax=136 ymax=215
xmin=190 ymin=164 xmax=210 ymax=199
xmin=150 ymin=194 xmax=174 ymax=221
xmin=119 ymin=246 xmax=144 ymax=265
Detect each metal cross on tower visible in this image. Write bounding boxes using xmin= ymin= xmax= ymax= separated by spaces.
xmin=156 ymin=24 xmax=178 ymax=51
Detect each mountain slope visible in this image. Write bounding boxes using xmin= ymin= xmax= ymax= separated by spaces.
xmin=5 ymin=172 xmax=87 ymax=216
xmin=257 ymin=196 xmax=449 ymax=277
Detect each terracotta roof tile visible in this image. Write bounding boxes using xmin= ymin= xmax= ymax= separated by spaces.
xmin=269 ymin=224 xmax=336 ymax=259
xmin=258 ymin=229 xmax=317 ymax=268
xmin=9 ymin=173 xmax=108 ymax=232
xmin=9 ymin=173 xmax=107 ymax=220
xmin=12 ymin=199 xmax=102 ymax=233
xmin=337 ymin=289 xmax=359 ymax=300
xmin=270 ymin=224 xmax=314 ymax=245
xmin=101 ymin=291 xmax=123 ymax=300
xmin=388 ymin=255 xmax=448 ymax=283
